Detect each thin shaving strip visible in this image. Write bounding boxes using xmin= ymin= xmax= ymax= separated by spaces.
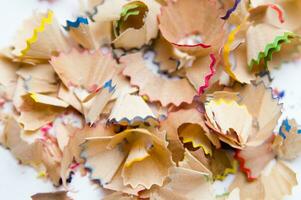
xmin=171 ymin=42 xmax=211 ymax=49
xmin=221 ymin=0 xmax=241 ymax=20
xmin=264 ymin=4 xmax=285 ymax=23
xmin=64 ymin=17 xmax=88 ymax=31
xmin=198 ymin=53 xmax=217 ymax=95
xmin=223 ymin=22 xmax=244 ymax=80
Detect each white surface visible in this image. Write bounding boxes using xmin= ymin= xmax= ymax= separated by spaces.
xmin=0 ymin=0 xmax=301 ymax=199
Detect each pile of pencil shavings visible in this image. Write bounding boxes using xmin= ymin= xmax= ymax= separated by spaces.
xmin=1 ymin=0 xmax=301 ymax=199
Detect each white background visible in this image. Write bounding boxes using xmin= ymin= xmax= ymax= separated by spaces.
xmin=0 ymin=0 xmax=301 ymax=199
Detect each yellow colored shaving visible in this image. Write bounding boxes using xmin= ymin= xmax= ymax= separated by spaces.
xmin=37 ymin=171 xmax=46 ymax=178
xmin=223 ymin=25 xmax=242 ymax=80
xmin=182 ymin=137 xmax=212 ymax=156
xmin=21 ymin=10 xmax=54 ymax=57
xmin=29 ymin=92 xmax=39 ymax=102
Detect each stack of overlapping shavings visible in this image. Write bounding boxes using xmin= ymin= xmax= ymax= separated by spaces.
xmin=1 ymin=0 xmax=301 ymax=199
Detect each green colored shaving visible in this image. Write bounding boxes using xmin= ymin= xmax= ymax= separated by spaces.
xmin=248 ymin=32 xmax=296 ymax=70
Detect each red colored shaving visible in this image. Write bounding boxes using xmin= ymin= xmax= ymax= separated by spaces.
xmin=70 ymin=162 xmax=80 ymax=170
xmin=172 ymin=42 xmax=211 ymax=48
xmin=198 ymin=53 xmax=216 ymax=95
xmin=234 ymin=150 xmax=257 ymax=181
xmin=267 ymin=4 xmax=285 ymax=23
